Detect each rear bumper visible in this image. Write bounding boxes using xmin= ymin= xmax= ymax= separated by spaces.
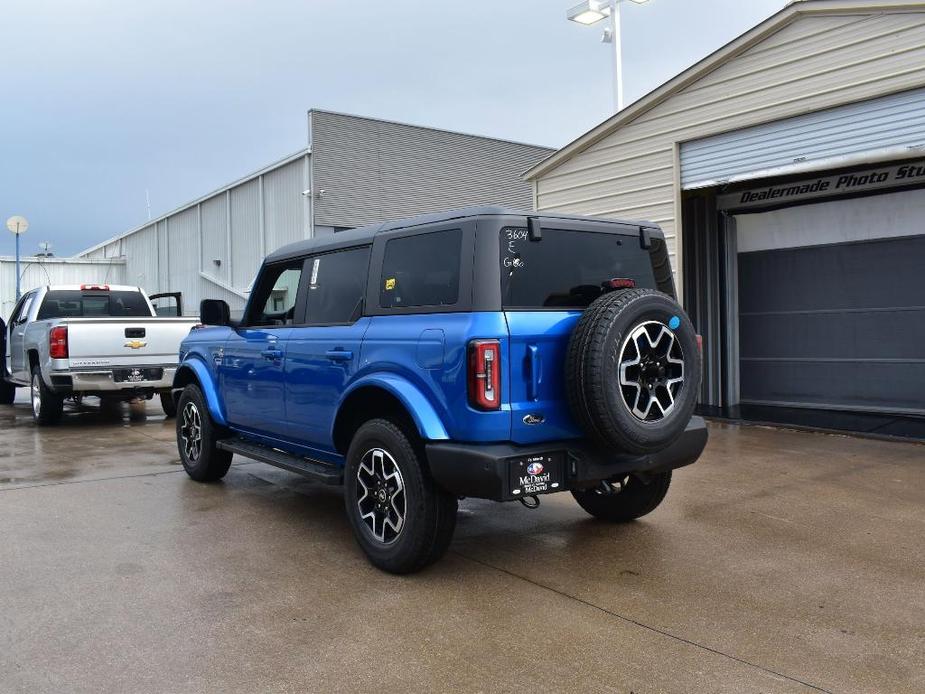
xmin=47 ymin=367 xmax=176 ymax=394
xmin=425 ymin=416 xmax=708 ymax=502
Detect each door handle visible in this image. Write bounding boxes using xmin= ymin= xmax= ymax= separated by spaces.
xmin=326 ymin=349 xmax=353 ymax=362
xmin=261 ymin=349 xmax=283 ymax=361
xmin=527 ymin=345 xmax=541 ymax=401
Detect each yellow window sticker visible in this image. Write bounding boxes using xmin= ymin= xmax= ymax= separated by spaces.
xmin=385 ymin=277 xmax=396 ymax=290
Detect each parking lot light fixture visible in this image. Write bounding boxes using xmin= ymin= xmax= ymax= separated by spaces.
xmin=566 ymin=0 xmax=651 ymax=112
xmin=566 ymin=0 xmax=609 ymax=24
xmin=6 ymin=215 xmax=30 ymax=301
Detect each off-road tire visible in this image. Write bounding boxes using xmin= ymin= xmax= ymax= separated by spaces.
xmin=30 ymin=366 xmax=64 ymax=425
xmin=566 ymin=288 xmax=700 ymax=455
xmin=572 ymin=471 xmax=672 ymax=522
xmin=0 ymin=378 xmax=15 ymax=405
xmin=160 ymin=391 xmax=177 ymax=418
xmin=176 ymin=383 xmax=232 ymax=482
xmin=344 ymin=419 xmax=457 ymax=574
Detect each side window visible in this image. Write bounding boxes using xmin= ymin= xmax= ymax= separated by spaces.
xmin=379 ymin=229 xmax=462 ymax=309
xmin=246 ymin=260 xmax=305 ymax=326
xmin=8 ymin=296 xmax=27 ymax=326
xmin=14 ymin=293 xmax=35 ymax=324
xmin=306 ymin=246 xmax=370 ymax=325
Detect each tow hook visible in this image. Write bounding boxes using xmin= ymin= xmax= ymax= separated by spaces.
xmin=520 ymin=494 xmax=540 ymax=509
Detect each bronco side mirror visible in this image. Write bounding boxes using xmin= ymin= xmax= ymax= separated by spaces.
xmin=200 ymin=299 xmax=231 ymax=326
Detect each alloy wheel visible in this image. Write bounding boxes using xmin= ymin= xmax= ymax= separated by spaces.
xmin=618 ymin=321 xmax=685 ymax=422
xmin=356 ymin=448 xmax=406 ymax=545
xmin=179 ymin=401 xmax=203 ymax=462
xmin=31 ymin=374 xmax=41 ymax=418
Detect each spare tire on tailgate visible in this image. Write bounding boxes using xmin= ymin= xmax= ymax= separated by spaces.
xmin=566 ymin=288 xmax=701 ymax=455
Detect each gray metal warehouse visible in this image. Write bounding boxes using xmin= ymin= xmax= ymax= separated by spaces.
xmin=526 ymin=0 xmax=925 ymax=435
xmin=77 ymin=109 xmax=552 ymax=314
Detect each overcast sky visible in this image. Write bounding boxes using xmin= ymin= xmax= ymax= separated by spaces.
xmin=0 ymin=0 xmax=786 ymax=257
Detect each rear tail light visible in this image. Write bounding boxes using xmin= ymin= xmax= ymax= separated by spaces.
xmin=468 ymin=339 xmax=501 ymax=410
xmin=80 ymin=284 xmax=109 ymax=291
xmin=696 ymin=334 xmax=703 ymax=354
xmin=49 ymin=326 xmax=68 ymax=359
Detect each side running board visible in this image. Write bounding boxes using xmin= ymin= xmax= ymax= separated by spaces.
xmin=217 ymin=437 xmax=343 ymax=485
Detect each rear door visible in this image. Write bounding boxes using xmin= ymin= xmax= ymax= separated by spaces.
xmin=284 ymin=246 xmax=371 ymax=452
xmin=501 ymin=223 xmax=672 ymax=444
xmin=8 ymin=291 xmax=37 ymax=381
xmin=222 ymin=259 xmax=306 ymax=437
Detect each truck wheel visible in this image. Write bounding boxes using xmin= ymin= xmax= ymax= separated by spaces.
xmin=0 ymin=379 xmax=15 ymax=405
xmin=566 ymin=288 xmax=701 ymax=455
xmin=160 ymin=391 xmax=177 ymax=418
xmin=344 ymin=419 xmax=457 ymax=574
xmin=31 ymin=366 xmax=64 ymax=425
xmin=572 ymin=471 xmax=671 ymax=522
xmin=176 ymin=384 xmax=232 ymax=482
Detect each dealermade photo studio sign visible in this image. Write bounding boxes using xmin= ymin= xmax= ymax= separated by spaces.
xmin=717 ymin=159 xmax=925 ymax=211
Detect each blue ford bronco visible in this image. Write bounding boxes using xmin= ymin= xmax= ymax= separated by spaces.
xmin=172 ymin=207 xmax=707 ymax=573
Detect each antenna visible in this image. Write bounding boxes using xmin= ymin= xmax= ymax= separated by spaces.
xmin=146 ymin=189 xmax=152 ymax=221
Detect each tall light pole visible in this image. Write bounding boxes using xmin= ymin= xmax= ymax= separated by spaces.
xmin=6 ymin=216 xmax=29 ymax=300
xmin=567 ymin=0 xmax=651 ymax=112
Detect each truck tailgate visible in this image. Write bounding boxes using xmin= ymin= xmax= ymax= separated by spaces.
xmin=63 ymin=318 xmax=198 ymax=368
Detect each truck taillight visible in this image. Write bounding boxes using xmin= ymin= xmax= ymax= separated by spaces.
xmin=49 ymin=326 xmax=68 ymax=359
xmin=468 ymin=339 xmax=501 ymax=411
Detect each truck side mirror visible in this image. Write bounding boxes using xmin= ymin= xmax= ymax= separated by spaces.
xmin=200 ymin=299 xmax=231 ymax=326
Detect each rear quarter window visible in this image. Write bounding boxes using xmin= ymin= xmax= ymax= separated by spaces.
xmin=380 ymin=229 xmax=462 ymax=309
xmin=501 ymin=227 xmax=670 ymax=309
xmin=37 ymin=290 xmax=152 ymax=319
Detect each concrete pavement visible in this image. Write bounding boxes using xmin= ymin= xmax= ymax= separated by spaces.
xmin=1 ymin=394 xmax=922 ymax=693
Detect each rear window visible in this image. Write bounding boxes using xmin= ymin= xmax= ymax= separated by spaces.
xmin=37 ymin=290 xmax=152 ymax=319
xmin=380 ymin=229 xmax=461 ymax=309
xmin=501 ymin=227 xmax=665 ymax=309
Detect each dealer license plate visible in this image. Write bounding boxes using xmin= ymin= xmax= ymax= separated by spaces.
xmin=113 ymin=367 xmax=163 ymax=383
xmin=508 ymin=453 xmax=564 ymax=497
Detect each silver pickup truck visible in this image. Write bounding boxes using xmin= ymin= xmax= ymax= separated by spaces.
xmin=1 ymin=284 xmax=199 ymax=424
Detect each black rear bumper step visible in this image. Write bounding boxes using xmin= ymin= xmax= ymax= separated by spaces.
xmin=218 ymin=438 xmax=343 ymax=485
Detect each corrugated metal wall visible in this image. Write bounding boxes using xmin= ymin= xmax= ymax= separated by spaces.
xmin=167 ymin=207 xmax=199 ymax=303
xmin=122 ymin=225 xmax=158 ymax=290
xmin=230 ymin=179 xmax=262 ymax=290
xmin=533 ymin=9 xmax=925 ymax=276
xmin=681 ymin=86 xmax=925 ymax=187
xmin=200 ymin=195 xmax=229 ymax=283
xmin=263 ymin=157 xmax=306 ymax=252
xmin=0 ymin=258 xmax=126 ymax=320
xmin=311 ymin=111 xmax=553 ymax=229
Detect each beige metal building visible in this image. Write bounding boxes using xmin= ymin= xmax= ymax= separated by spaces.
xmin=526 ymin=0 xmax=925 ymax=434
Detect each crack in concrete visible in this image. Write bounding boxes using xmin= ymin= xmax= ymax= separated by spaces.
xmin=453 ymin=550 xmax=834 ymax=694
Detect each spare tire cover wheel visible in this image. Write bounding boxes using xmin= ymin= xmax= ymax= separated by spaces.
xmin=566 ymin=288 xmax=701 ymax=455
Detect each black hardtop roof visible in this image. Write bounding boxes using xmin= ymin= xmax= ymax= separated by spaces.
xmin=265 ymin=205 xmax=658 ymax=263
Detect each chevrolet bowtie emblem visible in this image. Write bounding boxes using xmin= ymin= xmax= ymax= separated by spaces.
xmin=124 ymin=340 xmax=147 ymax=349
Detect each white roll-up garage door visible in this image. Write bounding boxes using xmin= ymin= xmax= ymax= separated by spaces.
xmin=681 ymin=88 xmax=925 ymax=190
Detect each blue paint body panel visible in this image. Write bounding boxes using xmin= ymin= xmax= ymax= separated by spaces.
xmin=175 ymin=305 xmax=586 ymax=465
xmin=504 ymin=311 xmax=584 ymax=445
